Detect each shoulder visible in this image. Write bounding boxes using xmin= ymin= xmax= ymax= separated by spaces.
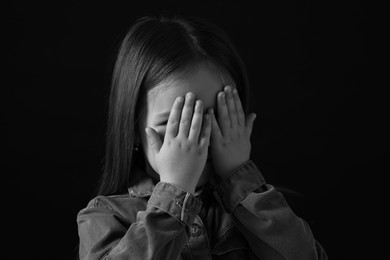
xmin=77 ymin=193 xmax=148 ymax=223
xmin=85 ymin=194 xmax=130 ymax=210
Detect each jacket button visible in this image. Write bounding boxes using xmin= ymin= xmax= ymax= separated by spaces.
xmin=191 ymin=223 xmax=202 ymax=237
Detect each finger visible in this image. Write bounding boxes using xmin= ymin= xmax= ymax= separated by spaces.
xmin=217 ymin=91 xmax=230 ymax=136
xmin=232 ymin=88 xmax=245 ymax=126
xmin=188 ymin=100 xmax=203 ymax=142
xmin=209 ymin=108 xmax=222 ymax=141
xmin=199 ymin=114 xmax=211 ymax=147
xmin=145 ymin=127 xmax=162 ymax=155
xmin=178 ymin=92 xmax=196 ymax=138
xmin=245 ymin=113 xmax=257 ymax=136
xmin=224 ymin=86 xmax=238 ymax=126
xmin=166 ymin=96 xmax=184 ymax=138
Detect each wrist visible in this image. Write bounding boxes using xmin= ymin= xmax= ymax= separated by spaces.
xmin=216 ymin=159 xmax=250 ymax=179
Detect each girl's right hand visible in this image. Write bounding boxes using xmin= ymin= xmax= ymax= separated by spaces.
xmin=145 ymin=92 xmax=211 ymax=194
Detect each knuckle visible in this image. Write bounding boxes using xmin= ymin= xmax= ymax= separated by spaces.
xmin=185 ymin=99 xmax=194 ymax=106
xmin=221 ymin=138 xmax=232 ymax=146
xmin=221 ymin=115 xmax=230 ymax=122
xmin=174 ymin=140 xmax=183 ymax=149
xmin=191 ymin=125 xmax=200 ymax=132
xmin=183 ymin=143 xmax=193 ymax=152
xmin=180 ymin=119 xmax=190 ymax=125
xmin=196 ymin=149 xmax=204 ymax=157
xmin=168 ymin=119 xmax=179 ymax=125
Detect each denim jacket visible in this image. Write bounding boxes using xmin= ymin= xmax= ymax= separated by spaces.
xmin=77 ymin=160 xmax=327 ymax=259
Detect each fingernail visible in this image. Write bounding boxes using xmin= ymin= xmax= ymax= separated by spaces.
xmin=186 ymin=92 xmax=194 ymax=99
xmin=233 ymin=88 xmax=237 ymax=94
xmin=224 ymin=86 xmax=231 ymax=92
xmin=221 ymin=92 xmax=225 ymax=102
xmin=176 ymin=96 xmax=183 ymax=103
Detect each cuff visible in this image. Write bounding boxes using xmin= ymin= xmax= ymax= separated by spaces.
xmin=148 ymin=182 xmax=203 ymax=227
xmin=215 ymin=160 xmax=266 ymax=212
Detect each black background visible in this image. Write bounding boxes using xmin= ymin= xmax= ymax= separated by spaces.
xmin=3 ymin=1 xmax=384 ymax=259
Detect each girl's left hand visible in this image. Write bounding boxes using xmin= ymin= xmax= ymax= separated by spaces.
xmin=208 ymin=85 xmax=257 ymax=179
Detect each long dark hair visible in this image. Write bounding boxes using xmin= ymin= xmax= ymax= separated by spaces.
xmin=97 ymin=14 xmax=251 ymax=196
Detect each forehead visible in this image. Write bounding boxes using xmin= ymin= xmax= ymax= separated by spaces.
xmin=147 ymin=65 xmax=230 ymax=114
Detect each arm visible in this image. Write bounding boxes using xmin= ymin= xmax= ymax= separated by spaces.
xmin=208 ymin=86 xmax=327 ymax=259
xmin=77 ymin=182 xmax=202 ymax=260
xmin=215 ymin=160 xmax=328 ymax=260
xmin=77 ymin=93 xmax=211 ymax=259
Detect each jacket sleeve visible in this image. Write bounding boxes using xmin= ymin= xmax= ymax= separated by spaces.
xmin=77 ymin=182 xmax=202 ymax=260
xmin=215 ymin=160 xmax=328 ymax=260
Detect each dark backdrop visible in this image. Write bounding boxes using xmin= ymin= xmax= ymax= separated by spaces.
xmin=4 ymin=1 xmax=383 ymax=259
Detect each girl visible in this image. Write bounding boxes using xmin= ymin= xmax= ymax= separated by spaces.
xmin=77 ymin=14 xmax=327 ymax=259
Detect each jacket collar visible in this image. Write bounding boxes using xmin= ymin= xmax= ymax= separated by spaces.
xmin=127 ymin=167 xmax=156 ymax=198
xmin=127 ymin=166 xmax=214 ymax=199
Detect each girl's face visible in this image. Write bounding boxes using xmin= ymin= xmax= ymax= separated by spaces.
xmin=138 ymin=64 xmax=233 ymax=187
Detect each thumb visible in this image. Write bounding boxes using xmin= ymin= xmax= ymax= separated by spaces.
xmin=145 ymin=127 xmax=162 ymax=155
xmin=246 ymin=113 xmax=257 ymax=136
